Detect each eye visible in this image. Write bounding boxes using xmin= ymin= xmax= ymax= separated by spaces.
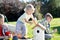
xmin=37 ymin=30 xmax=39 ymax=33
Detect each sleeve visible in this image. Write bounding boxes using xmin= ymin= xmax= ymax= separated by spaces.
xmin=46 ymin=24 xmax=53 ymax=34
xmin=2 ymin=27 xmax=5 ymax=36
xmin=44 ymin=21 xmax=51 ymax=34
xmin=39 ymin=20 xmax=47 ymax=30
xmin=2 ymin=24 xmax=10 ymax=36
xmin=39 ymin=19 xmax=45 ymax=25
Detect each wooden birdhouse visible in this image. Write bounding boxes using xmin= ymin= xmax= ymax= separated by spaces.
xmin=32 ymin=23 xmax=46 ymax=40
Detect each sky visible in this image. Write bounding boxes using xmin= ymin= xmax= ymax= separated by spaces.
xmin=19 ymin=0 xmax=35 ymax=3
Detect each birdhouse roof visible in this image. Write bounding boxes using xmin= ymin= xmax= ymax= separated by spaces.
xmin=32 ymin=24 xmax=41 ymax=29
xmin=32 ymin=23 xmax=46 ymax=30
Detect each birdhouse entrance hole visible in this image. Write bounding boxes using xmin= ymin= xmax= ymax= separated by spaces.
xmin=37 ymin=30 xmax=39 ymax=33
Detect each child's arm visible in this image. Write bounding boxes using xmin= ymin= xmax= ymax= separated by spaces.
xmin=37 ymin=23 xmax=46 ymax=30
xmin=30 ymin=15 xmax=46 ymax=30
xmin=24 ymin=19 xmax=32 ymax=24
xmin=2 ymin=24 xmax=11 ymax=36
xmin=32 ymin=23 xmax=46 ymax=30
xmin=2 ymin=24 xmax=8 ymax=36
xmin=32 ymin=18 xmax=37 ymax=25
xmin=31 ymin=15 xmax=38 ymax=25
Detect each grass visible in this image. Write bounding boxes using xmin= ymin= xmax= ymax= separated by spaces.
xmin=50 ymin=18 xmax=60 ymax=40
xmin=8 ymin=18 xmax=60 ymax=40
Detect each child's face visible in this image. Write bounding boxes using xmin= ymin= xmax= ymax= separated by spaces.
xmin=46 ymin=17 xmax=52 ymax=23
xmin=26 ymin=9 xmax=34 ymax=15
xmin=0 ymin=18 xmax=4 ymax=25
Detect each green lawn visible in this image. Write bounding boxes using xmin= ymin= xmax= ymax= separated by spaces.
xmin=8 ymin=18 xmax=60 ymax=40
xmin=50 ymin=18 xmax=60 ymax=40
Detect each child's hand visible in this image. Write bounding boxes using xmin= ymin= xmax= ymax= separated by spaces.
xmin=5 ymin=31 xmax=10 ymax=36
xmin=8 ymin=34 xmax=13 ymax=38
xmin=17 ymin=34 xmax=22 ymax=38
xmin=53 ymin=29 xmax=57 ymax=33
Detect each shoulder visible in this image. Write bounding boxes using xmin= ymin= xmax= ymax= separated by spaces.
xmin=39 ymin=19 xmax=45 ymax=23
xmin=19 ymin=13 xmax=26 ymax=18
xmin=39 ymin=19 xmax=48 ymax=25
xmin=2 ymin=23 xmax=8 ymax=28
xmin=22 ymin=13 xmax=26 ymax=16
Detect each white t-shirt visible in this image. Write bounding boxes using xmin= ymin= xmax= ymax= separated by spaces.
xmin=18 ymin=13 xmax=33 ymax=23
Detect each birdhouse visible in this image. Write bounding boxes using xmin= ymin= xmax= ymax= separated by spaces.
xmin=32 ymin=23 xmax=46 ymax=40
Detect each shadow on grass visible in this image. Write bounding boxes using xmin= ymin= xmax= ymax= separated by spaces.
xmin=51 ymin=26 xmax=60 ymax=34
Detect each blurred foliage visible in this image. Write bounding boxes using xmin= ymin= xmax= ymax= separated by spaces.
xmin=50 ymin=0 xmax=60 ymax=18
xmin=0 ymin=2 xmax=25 ymax=21
xmin=0 ymin=0 xmax=60 ymax=21
xmin=33 ymin=1 xmax=43 ymax=20
xmin=34 ymin=4 xmax=43 ymax=20
xmin=38 ymin=0 xmax=60 ymax=18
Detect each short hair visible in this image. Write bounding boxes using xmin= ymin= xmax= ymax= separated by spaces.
xmin=24 ymin=4 xmax=35 ymax=11
xmin=45 ymin=13 xmax=53 ymax=19
xmin=0 ymin=14 xmax=4 ymax=19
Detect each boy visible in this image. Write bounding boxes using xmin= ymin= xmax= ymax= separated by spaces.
xmin=39 ymin=13 xmax=56 ymax=40
xmin=15 ymin=4 xmax=37 ymax=39
xmin=0 ymin=14 xmax=12 ymax=40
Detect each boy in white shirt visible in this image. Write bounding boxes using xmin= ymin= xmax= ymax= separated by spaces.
xmin=15 ymin=4 xmax=37 ymax=39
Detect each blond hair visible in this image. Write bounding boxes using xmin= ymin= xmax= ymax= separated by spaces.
xmin=24 ymin=4 xmax=35 ymax=12
xmin=0 ymin=14 xmax=4 ymax=19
